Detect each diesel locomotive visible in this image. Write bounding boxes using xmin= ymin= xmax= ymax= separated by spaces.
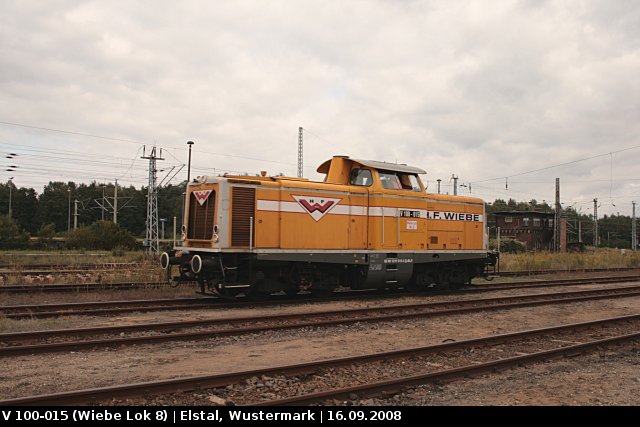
xmin=161 ymin=155 xmax=498 ymax=297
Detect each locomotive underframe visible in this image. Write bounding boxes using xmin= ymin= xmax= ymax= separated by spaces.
xmin=162 ymin=249 xmax=498 ymax=297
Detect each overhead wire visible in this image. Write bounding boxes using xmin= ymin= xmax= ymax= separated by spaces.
xmin=470 ymin=143 xmax=640 ymax=184
xmin=0 ymin=119 xmax=300 ymax=168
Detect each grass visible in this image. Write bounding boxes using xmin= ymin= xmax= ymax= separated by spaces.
xmin=0 ymin=250 xmax=150 ymax=266
xmin=0 ymin=267 xmax=164 ymax=286
xmin=0 ymin=250 xmax=161 ymax=285
xmin=500 ymin=249 xmax=640 ymax=271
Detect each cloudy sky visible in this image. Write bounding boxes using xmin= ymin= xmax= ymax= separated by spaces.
xmin=1 ymin=0 xmax=639 ymax=216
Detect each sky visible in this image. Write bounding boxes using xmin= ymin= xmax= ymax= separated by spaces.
xmin=1 ymin=0 xmax=639 ymax=216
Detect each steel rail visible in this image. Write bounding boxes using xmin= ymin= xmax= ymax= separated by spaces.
xmin=3 ymin=273 xmax=640 ymax=318
xmin=0 ymin=262 xmax=145 ymax=270
xmin=1 ymin=296 xmax=211 ymax=313
xmin=0 ymin=281 xmax=175 ymax=293
xmin=468 ymin=274 xmax=640 ymax=292
xmin=3 ymin=279 xmax=640 ymax=320
xmin=2 ymin=286 xmax=640 ymax=356
xmin=0 ymin=264 xmax=636 ymax=275
xmin=499 ymin=267 xmax=640 ymax=277
xmin=2 ymin=314 xmax=638 ymax=406
xmin=0 ymin=269 xmax=155 ymax=276
xmin=255 ymin=331 xmax=640 ymax=406
xmin=1 ymin=272 xmax=640 ymax=296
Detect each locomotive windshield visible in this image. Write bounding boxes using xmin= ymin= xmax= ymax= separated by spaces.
xmin=350 ymin=168 xmax=373 ymax=186
xmin=379 ymin=171 xmax=422 ymax=191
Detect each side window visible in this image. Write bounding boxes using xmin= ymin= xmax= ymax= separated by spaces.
xmin=379 ymin=172 xmax=402 ymax=190
xmin=350 ymin=169 xmax=373 ymax=186
xmin=523 ymin=218 xmax=530 ymax=227
xmin=401 ymin=174 xmax=422 ymax=191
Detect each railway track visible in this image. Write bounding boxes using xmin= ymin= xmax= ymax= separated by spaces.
xmin=2 ymin=314 xmax=638 ymax=405
xmin=468 ymin=274 xmax=640 ymax=291
xmin=0 ymin=262 xmax=145 ymax=270
xmin=498 ymin=266 xmax=640 ymax=277
xmin=3 ymin=274 xmax=640 ymax=318
xmin=2 ymin=268 xmax=640 ymax=294
xmin=7 ymin=264 xmax=628 ymax=276
xmin=0 ymin=269 xmax=155 ymax=278
xmin=0 ymin=281 xmax=176 ymax=293
xmin=2 ymin=285 xmax=640 ymax=357
xmin=0 ymin=296 xmax=214 ymax=318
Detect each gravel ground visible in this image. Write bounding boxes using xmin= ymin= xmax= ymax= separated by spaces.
xmin=364 ymin=343 xmax=640 ymax=406
xmin=105 ymin=318 xmax=639 ymax=406
xmin=1 ymin=287 xmax=639 ymax=404
xmin=3 ymin=280 xmax=639 ymax=333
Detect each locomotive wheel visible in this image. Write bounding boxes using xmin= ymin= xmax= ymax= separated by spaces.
xmin=447 ymin=266 xmax=471 ymax=290
xmin=407 ymin=270 xmax=438 ymax=292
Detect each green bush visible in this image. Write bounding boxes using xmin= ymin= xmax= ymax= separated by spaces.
xmin=489 ymin=237 xmax=527 ymax=254
xmin=0 ymin=215 xmax=30 ymax=249
xmin=66 ymin=221 xmax=137 ymax=250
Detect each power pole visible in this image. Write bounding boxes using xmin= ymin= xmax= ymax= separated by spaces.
xmin=95 ymin=181 xmax=134 ymax=222
xmin=554 ymin=178 xmax=561 ymax=252
xmin=142 ymin=146 xmax=164 ymax=255
xmin=633 ymin=201 xmax=637 ymax=250
xmin=593 ymin=198 xmax=598 ymax=247
xmin=113 ymin=180 xmax=118 ymax=224
xmin=187 ymin=141 xmax=194 ymax=183
xmin=73 ymin=199 xmax=78 ymax=229
xmin=7 ymin=178 xmax=13 ymax=218
xmin=297 ymin=127 xmax=303 ymax=178
xmin=578 ymin=220 xmax=582 ymax=243
xmin=67 ymin=188 xmax=71 ymax=234
xmin=101 ymin=184 xmax=105 ymax=221
xmin=160 ymin=218 xmax=167 ymax=241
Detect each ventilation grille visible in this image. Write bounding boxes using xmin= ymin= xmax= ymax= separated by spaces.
xmin=231 ymin=187 xmax=256 ymax=247
xmin=187 ymin=190 xmax=216 ymax=240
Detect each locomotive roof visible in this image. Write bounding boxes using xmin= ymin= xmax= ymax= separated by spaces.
xmin=317 ymin=156 xmax=426 ymax=175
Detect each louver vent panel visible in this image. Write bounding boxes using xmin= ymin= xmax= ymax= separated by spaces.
xmin=187 ymin=191 xmax=216 ymax=240
xmin=231 ymin=187 xmax=256 ymax=247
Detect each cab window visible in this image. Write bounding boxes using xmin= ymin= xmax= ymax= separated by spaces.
xmin=379 ymin=172 xmax=402 ymax=189
xmin=402 ymin=174 xmax=422 ymax=191
xmin=379 ymin=171 xmax=422 ymax=191
xmin=350 ymin=169 xmax=373 ymax=186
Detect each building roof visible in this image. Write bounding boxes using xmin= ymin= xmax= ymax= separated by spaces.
xmin=493 ymin=211 xmax=554 ymax=217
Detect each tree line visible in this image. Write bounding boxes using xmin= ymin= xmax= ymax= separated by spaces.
xmin=0 ymin=182 xmax=637 ymax=250
xmin=0 ymin=180 xmax=185 ymax=238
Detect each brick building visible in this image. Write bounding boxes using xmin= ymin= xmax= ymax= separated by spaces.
xmin=493 ymin=211 xmax=557 ymax=251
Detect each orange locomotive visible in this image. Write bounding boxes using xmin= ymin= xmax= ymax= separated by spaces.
xmin=161 ymin=156 xmax=498 ymax=296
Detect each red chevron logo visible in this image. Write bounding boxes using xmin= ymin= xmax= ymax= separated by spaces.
xmin=193 ymin=190 xmax=212 ymax=206
xmin=292 ymin=195 xmax=342 ymax=221
xmin=299 ymin=199 xmax=335 ymax=213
